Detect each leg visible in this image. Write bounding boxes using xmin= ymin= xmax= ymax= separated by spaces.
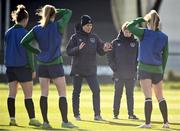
xmin=39 ymin=77 xmax=50 ymax=123
xmin=72 ymin=76 xmax=83 ymax=117
xmin=85 ymin=76 xmax=100 ymax=117
xmin=140 ymin=79 xmax=152 ymax=125
xmin=20 ymin=81 xmax=34 ymax=119
xmin=53 ymin=76 xmax=68 ymax=123
xmin=21 ymin=81 xmax=41 ymax=127
xmin=125 ymin=79 xmax=135 ymax=116
xmin=7 ymin=81 xmax=18 ymax=122
xmin=113 ymin=78 xmax=124 ymax=117
xmin=153 ymin=80 xmax=168 ymax=124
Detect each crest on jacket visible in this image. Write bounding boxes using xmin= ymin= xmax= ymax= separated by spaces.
xmin=130 ymin=42 xmax=136 ymax=47
xmin=90 ymin=37 xmax=95 ymax=43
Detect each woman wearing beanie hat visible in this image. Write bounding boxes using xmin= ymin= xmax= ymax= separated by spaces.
xmin=67 ymin=14 xmax=112 ymax=121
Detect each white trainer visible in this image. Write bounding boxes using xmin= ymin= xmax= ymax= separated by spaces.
xmin=138 ymin=123 xmax=151 ymax=128
xmin=162 ymin=122 xmax=169 ymax=128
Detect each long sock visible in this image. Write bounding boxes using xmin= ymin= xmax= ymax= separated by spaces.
xmin=7 ymin=97 xmax=15 ymax=119
xmin=25 ymin=98 xmax=35 ymax=119
xmin=40 ymin=96 xmax=49 ymax=123
xmin=59 ymin=97 xmax=68 ymax=123
xmin=159 ymin=99 xmax=168 ymax=123
xmin=145 ymin=98 xmax=152 ymax=124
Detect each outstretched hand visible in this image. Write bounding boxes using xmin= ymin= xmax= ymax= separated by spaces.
xmin=103 ymin=42 xmax=112 ymax=52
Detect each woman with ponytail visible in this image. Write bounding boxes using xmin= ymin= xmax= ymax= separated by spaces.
xmin=4 ymin=5 xmax=41 ymax=127
xmin=21 ymin=5 xmax=77 ymax=129
xmin=127 ymin=10 xmax=169 ymax=128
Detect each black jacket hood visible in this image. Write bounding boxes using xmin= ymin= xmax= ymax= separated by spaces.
xmin=117 ymin=30 xmax=135 ymax=42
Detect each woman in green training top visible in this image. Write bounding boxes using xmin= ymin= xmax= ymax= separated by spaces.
xmin=127 ymin=10 xmax=169 ymax=128
xmin=21 ymin=5 xmax=77 ymax=129
xmin=4 ymin=4 xmax=41 ymax=127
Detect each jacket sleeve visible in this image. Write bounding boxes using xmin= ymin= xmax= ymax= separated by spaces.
xmin=127 ymin=17 xmax=145 ymax=40
xmin=66 ymin=35 xmax=80 ymax=56
xmin=162 ymin=42 xmax=169 ymax=73
xmin=135 ymin=41 xmax=139 ymax=71
xmin=21 ymin=29 xmax=41 ymax=54
xmin=27 ymin=50 xmax=36 ymax=72
xmin=56 ymin=8 xmax=72 ymax=33
xmin=107 ymin=42 xmax=116 ymax=72
xmin=96 ymin=35 xmax=106 ymax=56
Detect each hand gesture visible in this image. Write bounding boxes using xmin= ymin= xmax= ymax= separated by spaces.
xmin=79 ymin=42 xmax=86 ymax=50
xmin=103 ymin=42 xmax=112 ymax=52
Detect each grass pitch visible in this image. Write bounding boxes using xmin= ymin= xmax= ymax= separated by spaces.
xmin=0 ymin=82 xmax=180 ymax=131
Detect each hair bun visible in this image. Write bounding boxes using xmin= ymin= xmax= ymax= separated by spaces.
xmin=17 ymin=4 xmax=26 ymax=12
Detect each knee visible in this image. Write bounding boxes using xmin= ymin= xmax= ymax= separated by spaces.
xmin=73 ymin=88 xmax=81 ymax=95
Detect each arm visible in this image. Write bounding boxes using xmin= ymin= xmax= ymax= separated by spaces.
xmin=21 ymin=29 xmax=41 ymax=54
xmin=127 ymin=17 xmax=145 ymax=40
xmin=27 ymin=50 xmax=36 ymax=72
xmin=162 ymin=43 xmax=169 ymax=73
xmin=56 ymin=9 xmax=72 ymax=33
xmin=96 ymin=36 xmax=106 ymax=56
xmin=107 ymin=43 xmax=116 ymax=72
xmin=66 ymin=36 xmax=80 ymax=56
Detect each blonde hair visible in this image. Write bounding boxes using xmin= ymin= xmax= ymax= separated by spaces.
xmin=36 ymin=5 xmax=56 ymax=27
xmin=121 ymin=21 xmax=129 ymax=32
xmin=11 ymin=4 xmax=28 ymax=22
xmin=146 ymin=10 xmax=160 ymax=31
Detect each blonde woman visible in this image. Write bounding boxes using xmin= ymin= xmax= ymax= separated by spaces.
xmin=4 ymin=5 xmax=41 ymax=127
xmin=127 ymin=10 xmax=169 ymax=128
xmin=21 ymin=5 xmax=77 ymax=128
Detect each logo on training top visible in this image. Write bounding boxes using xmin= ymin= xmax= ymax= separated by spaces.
xmin=117 ymin=43 xmax=121 ymax=46
xmin=90 ymin=38 xmax=95 ymax=43
xmin=79 ymin=39 xmax=82 ymax=42
xmin=130 ymin=42 xmax=135 ymax=47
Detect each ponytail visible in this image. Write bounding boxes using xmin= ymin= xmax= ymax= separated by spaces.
xmin=11 ymin=4 xmax=29 ymax=22
xmin=36 ymin=5 xmax=56 ymax=27
xmin=148 ymin=10 xmax=160 ymax=31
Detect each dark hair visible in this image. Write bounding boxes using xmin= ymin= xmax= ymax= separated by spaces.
xmin=11 ymin=4 xmax=29 ymax=22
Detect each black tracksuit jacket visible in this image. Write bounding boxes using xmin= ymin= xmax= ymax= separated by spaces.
xmin=66 ymin=25 xmax=106 ymax=76
xmin=107 ymin=31 xmax=138 ymax=79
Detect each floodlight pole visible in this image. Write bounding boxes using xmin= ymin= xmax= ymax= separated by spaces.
xmin=5 ymin=0 xmax=10 ymax=32
xmin=0 ymin=0 xmax=2 ymax=51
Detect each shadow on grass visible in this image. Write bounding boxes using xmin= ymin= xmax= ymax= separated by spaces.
xmin=120 ymin=118 xmax=180 ymax=125
xmin=151 ymin=127 xmax=180 ymax=131
xmin=80 ymin=119 xmax=139 ymax=127
xmin=0 ymin=124 xmax=89 ymax=131
xmin=30 ymin=126 xmax=89 ymax=131
xmin=0 ymin=124 xmax=27 ymax=128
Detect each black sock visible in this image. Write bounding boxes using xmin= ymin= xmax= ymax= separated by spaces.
xmin=145 ymin=98 xmax=152 ymax=124
xmin=7 ymin=97 xmax=15 ymax=118
xmin=40 ymin=96 xmax=49 ymax=123
xmin=159 ymin=99 xmax=168 ymax=123
xmin=59 ymin=97 xmax=68 ymax=123
xmin=25 ymin=98 xmax=35 ymax=119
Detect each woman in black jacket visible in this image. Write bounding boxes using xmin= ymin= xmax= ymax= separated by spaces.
xmin=107 ymin=22 xmax=138 ymax=120
xmin=67 ymin=15 xmax=111 ymax=121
